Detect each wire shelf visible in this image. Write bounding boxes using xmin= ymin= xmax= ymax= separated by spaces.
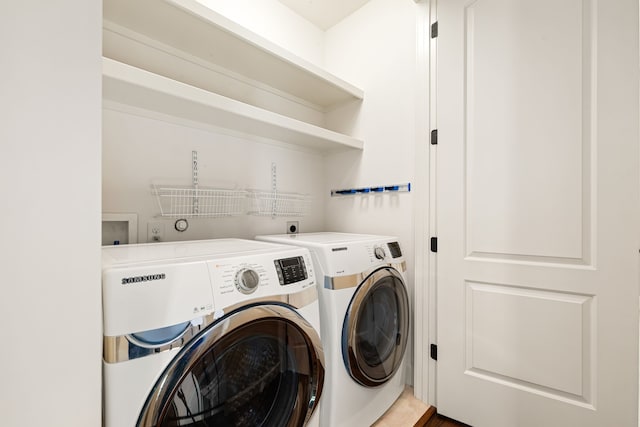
xmin=153 ymin=185 xmax=248 ymax=218
xmin=247 ymin=190 xmax=312 ymax=217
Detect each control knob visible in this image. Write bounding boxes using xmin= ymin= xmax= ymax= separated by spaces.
xmin=235 ymin=268 xmax=260 ymax=294
xmin=374 ymin=246 xmax=386 ymax=260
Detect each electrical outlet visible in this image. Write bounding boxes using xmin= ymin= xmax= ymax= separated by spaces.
xmin=147 ymin=222 xmax=165 ymax=242
xmin=287 ymin=221 xmax=299 ymax=234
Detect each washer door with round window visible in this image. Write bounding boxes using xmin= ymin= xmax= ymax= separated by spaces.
xmin=137 ymin=303 xmax=324 ymax=427
xmin=342 ymin=267 xmax=410 ymax=387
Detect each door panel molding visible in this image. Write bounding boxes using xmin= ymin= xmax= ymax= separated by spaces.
xmin=462 ymin=0 xmax=597 ymax=266
xmin=464 ymin=281 xmax=594 ymax=405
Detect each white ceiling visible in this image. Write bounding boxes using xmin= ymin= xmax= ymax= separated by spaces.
xmin=277 ymin=0 xmax=371 ymax=30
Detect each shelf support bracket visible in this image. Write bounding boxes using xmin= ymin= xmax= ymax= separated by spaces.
xmin=192 ymin=150 xmax=199 ymax=216
xmin=271 ymin=162 xmax=277 ymax=218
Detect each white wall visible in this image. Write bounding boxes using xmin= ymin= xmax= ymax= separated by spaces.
xmin=0 ymin=1 xmax=102 ymax=426
xmin=323 ymin=0 xmax=422 ymax=383
xmin=103 ymin=109 xmax=326 ymax=241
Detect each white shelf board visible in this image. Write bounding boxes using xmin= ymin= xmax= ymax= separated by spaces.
xmin=103 ymin=0 xmax=364 ymax=109
xmin=103 ymin=58 xmax=364 ymax=152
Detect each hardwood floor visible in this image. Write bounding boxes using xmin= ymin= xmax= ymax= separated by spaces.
xmin=422 ymin=414 xmax=470 ymax=427
xmin=417 ymin=408 xmax=470 ymax=427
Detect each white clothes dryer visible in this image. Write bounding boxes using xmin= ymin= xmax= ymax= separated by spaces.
xmin=255 ymin=233 xmax=410 ymax=427
xmin=102 ymin=239 xmax=324 ymax=427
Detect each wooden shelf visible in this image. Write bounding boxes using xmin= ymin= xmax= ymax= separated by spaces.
xmin=103 ymin=0 xmax=364 ymax=109
xmin=103 ymin=58 xmax=364 ymax=152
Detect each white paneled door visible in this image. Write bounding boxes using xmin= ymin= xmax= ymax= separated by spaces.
xmin=435 ymin=0 xmax=639 ymax=425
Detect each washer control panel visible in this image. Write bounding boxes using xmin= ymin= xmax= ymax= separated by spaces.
xmin=208 ymin=249 xmax=316 ymax=309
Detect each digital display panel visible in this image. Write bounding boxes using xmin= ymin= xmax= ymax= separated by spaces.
xmin=274 ymin=256 xmax=308 ymax=285
xmin=388 ymin=242 xmax=402 ymax=258
xmin=279 ymin=258 xmax=300 ymax=268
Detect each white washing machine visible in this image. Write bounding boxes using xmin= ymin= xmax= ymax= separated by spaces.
xmin=256 ymin=233 xmax=410 ymax=427
xmin=102 ymin=238 xmax=324 ymax=427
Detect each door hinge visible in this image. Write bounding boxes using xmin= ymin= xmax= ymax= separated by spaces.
xmin=430 ymin=237 xmax=438 ymax=253
xmin=431 ymin=21 xmax=438 ymax=38
xmin=430 ymin=129 xmax=438 ymax=145
xmin=430 ymin=344 xmax=438 ymax=361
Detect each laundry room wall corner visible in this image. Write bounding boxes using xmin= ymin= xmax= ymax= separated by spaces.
xmin=323 ymin=0 xmax=424 ymax=387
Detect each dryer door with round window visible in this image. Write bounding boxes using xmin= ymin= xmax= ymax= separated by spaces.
xmin=137 ymin=304 xmax=324 ymax=427
xmin=342 ymin=267 xmax=410 ymax=387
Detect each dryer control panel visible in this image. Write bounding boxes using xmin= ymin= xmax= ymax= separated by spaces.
xmin=365 ymin=241 xmax=403 ymax=264
xmin=321 ymin=240 xmax=405 ymax=276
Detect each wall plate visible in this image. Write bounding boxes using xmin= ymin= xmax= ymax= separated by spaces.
xmin=102 ymin=213 xmax=138 ymax=246
xmin=287 ymin=221 xmax=299 ymax=234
